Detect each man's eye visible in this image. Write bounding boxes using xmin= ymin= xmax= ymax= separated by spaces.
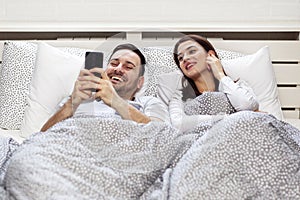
xmin=110 ymin=62 xmax=118 ymax=67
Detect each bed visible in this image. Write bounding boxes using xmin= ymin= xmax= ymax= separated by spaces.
xmin=0 ymin=31 xmax=300 ymax=140
xmin=0 ymin=31 xmax=300 ymax=199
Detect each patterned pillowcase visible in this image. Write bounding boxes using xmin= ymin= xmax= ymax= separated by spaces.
xmin=139 ymin=47 xmax=178 ymax=97
xmin=216 ymin=48 xmax=245 ymax=60
xmin=0 ymin=41 xmax=88 ymax=130
xmin=0 ymin=41 xmax=37 ymax=130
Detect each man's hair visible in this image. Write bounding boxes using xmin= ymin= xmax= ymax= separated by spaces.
xmin=109 ymin=43 xmax=146 ymax=76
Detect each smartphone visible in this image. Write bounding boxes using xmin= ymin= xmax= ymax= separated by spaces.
xmin=85 ymin=51 xmax=104 ymax=77
xmin=85 ymin=51 xmax=104 ymax=92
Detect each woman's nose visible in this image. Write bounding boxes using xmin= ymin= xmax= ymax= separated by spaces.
xmin=183 ymin=53 xmax=190 ymax=62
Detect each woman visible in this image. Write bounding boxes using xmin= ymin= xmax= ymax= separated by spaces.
xmin=156 ymin=35 xmax=300 ymax=199
xmin=158 ymin=34 xmax=259 ymax=132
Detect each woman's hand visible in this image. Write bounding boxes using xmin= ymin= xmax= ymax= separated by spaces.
xmin=206 ymin=51 xmax=226 ymax=80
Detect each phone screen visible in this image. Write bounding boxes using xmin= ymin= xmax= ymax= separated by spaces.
xmin=85 ymin=51 xmax=104 ymax=78
xmin=85 ymin=51 xmax=104 ymax=92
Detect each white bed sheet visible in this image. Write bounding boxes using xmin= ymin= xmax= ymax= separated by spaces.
xmin=285 ymin=118 xmax=300 ymax=131
xmin=0 ymin=128 xmax=24 ymax=144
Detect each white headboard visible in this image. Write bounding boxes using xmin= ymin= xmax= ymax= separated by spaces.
xmin=0 ymin=31 xmax=300 ymax=119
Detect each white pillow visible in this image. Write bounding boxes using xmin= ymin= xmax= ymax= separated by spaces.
xmin=222 ymin=46 xmax=283 ymax=120
xmin=156 ymin=48 xmax=246 ymax=106
xmin=156 ymin=46 xmax=283 ymax=120
xmin=20 ymin=42 xmax=85 ymax=138
xmin=0 ymin=41 xmax=89 ymax=131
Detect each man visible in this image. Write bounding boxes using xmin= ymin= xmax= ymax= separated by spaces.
xmin=41 ymin=43 xmax=169 ymax=131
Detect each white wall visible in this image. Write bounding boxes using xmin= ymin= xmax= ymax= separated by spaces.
xmin=0 ymin=0 xmax=299 ymax=31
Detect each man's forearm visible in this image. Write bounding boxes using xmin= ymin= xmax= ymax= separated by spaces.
xmin=40 ymin=99 xmax=74 ymax=132
xmin=112 ymin=98 xmax=151 ymax=124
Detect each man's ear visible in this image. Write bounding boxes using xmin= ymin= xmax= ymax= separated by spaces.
xmin=137 ymin=76 xmax=144 ymax=89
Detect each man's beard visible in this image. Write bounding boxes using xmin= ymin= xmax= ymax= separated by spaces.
xmin=114 ymin=81 xmax=138 ymax=100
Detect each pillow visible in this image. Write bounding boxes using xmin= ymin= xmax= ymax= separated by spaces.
xmin=137 ymin=47 xmax=245 ymax=98
xmin=135 ymin=47 xmax=178 ymax=97
xmin=0 ymin=41 xmax=88 ymax=130
xmin=20 ymin=43 xmax=85 ymax=138
xmin=0 ymin=41 xmax=37 ymax=130
xmin=156 ymin=46 xmax=283 ymax=120
xmin=221 ymin=46 xmax=283 ymax=120
xmin=155 ymin=48 xmax=246 ymax=105
xmin=216 ymin=48 xmax=245 ymax=60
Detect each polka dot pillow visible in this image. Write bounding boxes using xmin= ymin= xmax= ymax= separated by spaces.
xmin=137 ymin=47 xmax=178 ymax=97
xmin=0 ymin=41 xmax=89 ymax=130
xmin=0 ymin=41 xmax=37 ymax=130
xmin=216 ymin=48 xmax=245 ymax=60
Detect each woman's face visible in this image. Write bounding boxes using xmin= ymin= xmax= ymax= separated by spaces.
xmin=177 ymin=40 xmax=208 ymax=80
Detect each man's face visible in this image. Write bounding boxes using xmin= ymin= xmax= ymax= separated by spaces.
xmin=106 ymin=49 xmax=144 ymax=99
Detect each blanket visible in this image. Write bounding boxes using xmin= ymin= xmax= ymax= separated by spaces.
xmin=1 ymin=115 xmax=193 ymax=200
xmin=143 ymin=92 xmax=300 ymax=199
xmin=168 ymin=111 xmax=300 ymax=199
xmin=1 ymin=92 xmax=300 ymax=200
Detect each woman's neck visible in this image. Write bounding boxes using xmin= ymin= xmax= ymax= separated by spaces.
xmin=194 ymin=71 xmax=216 ymax=93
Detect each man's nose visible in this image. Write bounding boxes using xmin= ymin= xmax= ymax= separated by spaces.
xmin=114 ymin=63 xmax=123 ymax=72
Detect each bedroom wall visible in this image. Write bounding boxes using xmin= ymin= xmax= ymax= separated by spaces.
xmin=0 ymin=0 xmax=299 ymax=31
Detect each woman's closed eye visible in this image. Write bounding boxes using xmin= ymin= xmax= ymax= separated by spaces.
xmin=178 ymin=49 xmax=197 ymax=62
xmin=189 ymin=49 xmax=196 ymax=54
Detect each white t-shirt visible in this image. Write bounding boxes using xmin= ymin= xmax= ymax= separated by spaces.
xmin=157 ymin=71 xmax=259 ymax=132
xmin=158 ymin=71 xmax=259 ymax=111
xmin=74 ymin=96 xmax=170 ymax=123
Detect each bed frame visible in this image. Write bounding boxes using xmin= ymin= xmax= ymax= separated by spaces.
xmin=0 ymin=31 xmax=300 ymax=119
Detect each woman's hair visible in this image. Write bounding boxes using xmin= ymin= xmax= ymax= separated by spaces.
xmin=109 ymin=43 xmax=146 ymax=76
xmin=173 ymin=34 xmax=219 ymax=96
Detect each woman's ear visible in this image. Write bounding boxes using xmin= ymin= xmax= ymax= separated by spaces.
xmin=208 ymin=50 xmax=216 ymax=56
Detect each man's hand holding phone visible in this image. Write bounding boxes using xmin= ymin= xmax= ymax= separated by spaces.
xmin=88 ymin=68 xmax=113 ymax=103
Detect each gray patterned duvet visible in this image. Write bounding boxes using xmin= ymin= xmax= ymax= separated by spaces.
xmin=1 ymin=92 xmax=300 ymax=200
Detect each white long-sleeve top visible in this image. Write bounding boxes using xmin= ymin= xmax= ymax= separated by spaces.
xmin=157 ymin=71 xmax=259 ymax=132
